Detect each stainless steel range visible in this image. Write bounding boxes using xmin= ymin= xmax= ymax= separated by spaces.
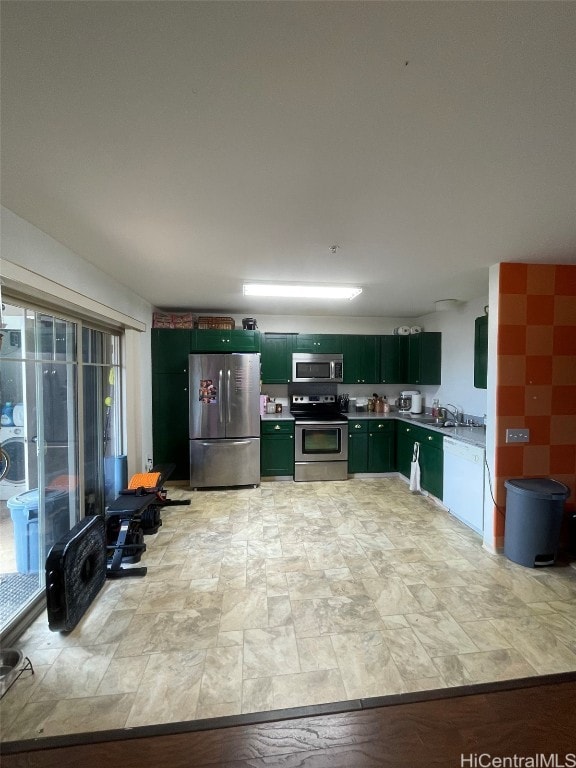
xmin=290 ymin=395 xmax=348 ymax=482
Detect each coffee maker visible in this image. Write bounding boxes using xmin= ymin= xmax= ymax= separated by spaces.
xmin=396 ymin=390 xmax=421 ymax=413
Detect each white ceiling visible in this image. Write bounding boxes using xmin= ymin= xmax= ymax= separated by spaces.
xmin=1 ymin=1 xmax=575 ymax=319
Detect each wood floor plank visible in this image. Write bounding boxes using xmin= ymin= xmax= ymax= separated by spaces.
xmin=2 ymin=680 xmax=576 ymax=768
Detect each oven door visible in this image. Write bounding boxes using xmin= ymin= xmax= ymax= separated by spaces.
xmin=294 ymin=420 xmax=348 ymax=463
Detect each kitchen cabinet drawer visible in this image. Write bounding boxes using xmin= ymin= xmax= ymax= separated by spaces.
xmin=294 ymin=334 xmax=342 ymax=353
xmin=368 ymin=420 xmax=395 ymax=434
xmin=261 ymin=420 xmax=294 ymax=436
xmin=192 ymin=329 xmax=261 ymax=352
xmin=348 ymin=420 xmax=368 ymax=434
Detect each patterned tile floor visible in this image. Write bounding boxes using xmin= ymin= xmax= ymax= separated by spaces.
xmin=2 ymin=477 xmax=576 ymax=742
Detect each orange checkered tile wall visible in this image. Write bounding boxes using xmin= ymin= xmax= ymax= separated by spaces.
xmin=494 ymin=263 xmax=576 ymax=539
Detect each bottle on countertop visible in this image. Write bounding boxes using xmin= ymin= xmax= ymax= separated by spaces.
xmin=432 ymin=399 xmax=439 ymax=418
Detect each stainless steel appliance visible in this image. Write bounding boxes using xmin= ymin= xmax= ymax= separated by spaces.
xmin=292 ymin=353 xmax=343 ymax=384
xmin=290 ymin=395 xmax=348 ymax=481
xmin=189 ymin=353 xmax=261 ymax=489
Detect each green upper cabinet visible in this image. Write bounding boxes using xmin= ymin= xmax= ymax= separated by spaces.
xmin=293 ymin=334 xmax=342 ymax=353
xmin=151 ymin=329 xmax=194 ymax=373
xmin=261 ymin=333 xmax=293 ymax=384
xmin=192 ymin=329 xmax=260 ymax=352
xmin=407 ymin=332 xmax=441 ymax=385
xmin=342 ymin=335 xmax=380 ymax=384
xmin=474 ymin=315 xmax=488 ymax=389
xmin=379 ymin=335 xmax=407 ymax=384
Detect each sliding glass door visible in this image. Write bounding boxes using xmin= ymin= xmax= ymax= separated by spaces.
xmin=0 ymin=301 xmax=122 ymax=638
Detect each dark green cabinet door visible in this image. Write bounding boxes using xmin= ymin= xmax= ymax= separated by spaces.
xmin=396 ymin=422 xmax=443 ymax=498
xmin=396 ymin=423 xmax=417 ymax=478
xmin=420 ymin=443 xmax=443 ymax=500
xmin=260 ymin=421 xmax=294 ymax=476
xmin=368 ymin=421 xmax=395 ymax=472
xmin=380 ymin=336 xmax=407 ymax=384
xmin=193 ymin=329 xmax=260 ymax=352
xmin=408 ymin=332 xmax=441 ymax=385
xmin=342 ymin=335 xmax=379 ymax=384
xmin=151 ymin=329 xmax=193 ymax=373
xmin=474 ymin=315 xmax=488 ymax=389
xmin=294 ymin=334 xmax=342 ymax=353
xmin=152 ymin=373 xmax=189 ymax=480
xmin=261 ymin=334 xmax=293 ymax=383
xmin=348 ymin=430 xmax=368 ymax=473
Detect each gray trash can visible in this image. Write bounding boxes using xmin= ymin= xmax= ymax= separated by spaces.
xmin=504 ymin=478 xmax=570 ymax=567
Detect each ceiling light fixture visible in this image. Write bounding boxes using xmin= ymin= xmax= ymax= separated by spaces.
xmin=243 ymin=283 xmax=362 ymax=300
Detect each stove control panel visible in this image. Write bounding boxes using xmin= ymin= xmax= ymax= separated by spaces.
xmin=291 ymin=395 xmax=335 ymax=404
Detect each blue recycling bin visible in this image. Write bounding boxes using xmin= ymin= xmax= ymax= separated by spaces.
xmin=8 ymin=489 xmax=69 ymax=573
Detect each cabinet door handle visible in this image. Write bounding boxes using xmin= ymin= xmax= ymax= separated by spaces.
xmin=428 ymin=435 xmax=433 ymax=440
xmin=354 ymin=424 xmax=362 ymax=429
xmin=378 ymin=424 xmax=384 ymax=429
xmin=274 ymin=425 xmax=281 ymax=430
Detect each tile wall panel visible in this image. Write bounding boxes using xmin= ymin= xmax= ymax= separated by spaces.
xmin=493 ymin=263 xmax=576 ymax=540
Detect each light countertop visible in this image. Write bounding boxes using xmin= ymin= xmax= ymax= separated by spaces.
xmin=260 ymin=411 xmax=486 ymax=448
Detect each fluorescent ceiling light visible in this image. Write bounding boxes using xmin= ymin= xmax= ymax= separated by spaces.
xmin=243 ymin=283 xmax=362 ymax=300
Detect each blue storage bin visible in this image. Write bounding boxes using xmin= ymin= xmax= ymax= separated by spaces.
xmin=8 ymin=488 xmax=69 ymax=573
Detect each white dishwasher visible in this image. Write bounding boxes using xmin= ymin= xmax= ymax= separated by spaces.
xmin=442 ymin=437 xmax=485 ymax=535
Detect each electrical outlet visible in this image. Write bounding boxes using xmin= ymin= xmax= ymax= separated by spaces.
xmin=506 ymin=428 xmax=530 ymax=443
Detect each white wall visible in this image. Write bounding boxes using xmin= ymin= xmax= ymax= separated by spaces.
xmin=1 ymin=207 xmax=153 ymax=476
xmin=414 ymin=295 xmax=489 ymax=420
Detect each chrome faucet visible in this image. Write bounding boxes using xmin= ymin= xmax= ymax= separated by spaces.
xmin=443 ymin=404 xmax=462 ymax=424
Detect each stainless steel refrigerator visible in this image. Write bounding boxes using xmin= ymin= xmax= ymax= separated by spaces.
xmin=189 ymin=353 xmax=261 ymax=489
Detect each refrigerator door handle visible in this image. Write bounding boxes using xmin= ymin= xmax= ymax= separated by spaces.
xmin=226 ymin=368 xmax=231 ymax=423
xmin=218 ymin=368 xmax=224 ymax=423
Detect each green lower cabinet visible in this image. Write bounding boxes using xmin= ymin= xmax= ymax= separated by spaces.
xmin=395 ymin=422 xmax=443 ymax=499
xmin=152 ymin=373 xmax=189 ymax=481
xmin=367 ymin=420 xmax=395 ymax=472
xmin=348 ymin=420 xmax=368 ymax=473
xmin=348 ymin=419 xmax=395 ymax=473
xmin=260 ymin=420 xmax=294 ymax=476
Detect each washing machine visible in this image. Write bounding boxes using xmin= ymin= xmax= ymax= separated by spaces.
xmin=0 ymin=425 xmax=27 ymax=500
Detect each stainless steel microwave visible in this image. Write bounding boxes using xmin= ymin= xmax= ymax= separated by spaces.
xmin=292 ymin=353 xmax=343 ymax=383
